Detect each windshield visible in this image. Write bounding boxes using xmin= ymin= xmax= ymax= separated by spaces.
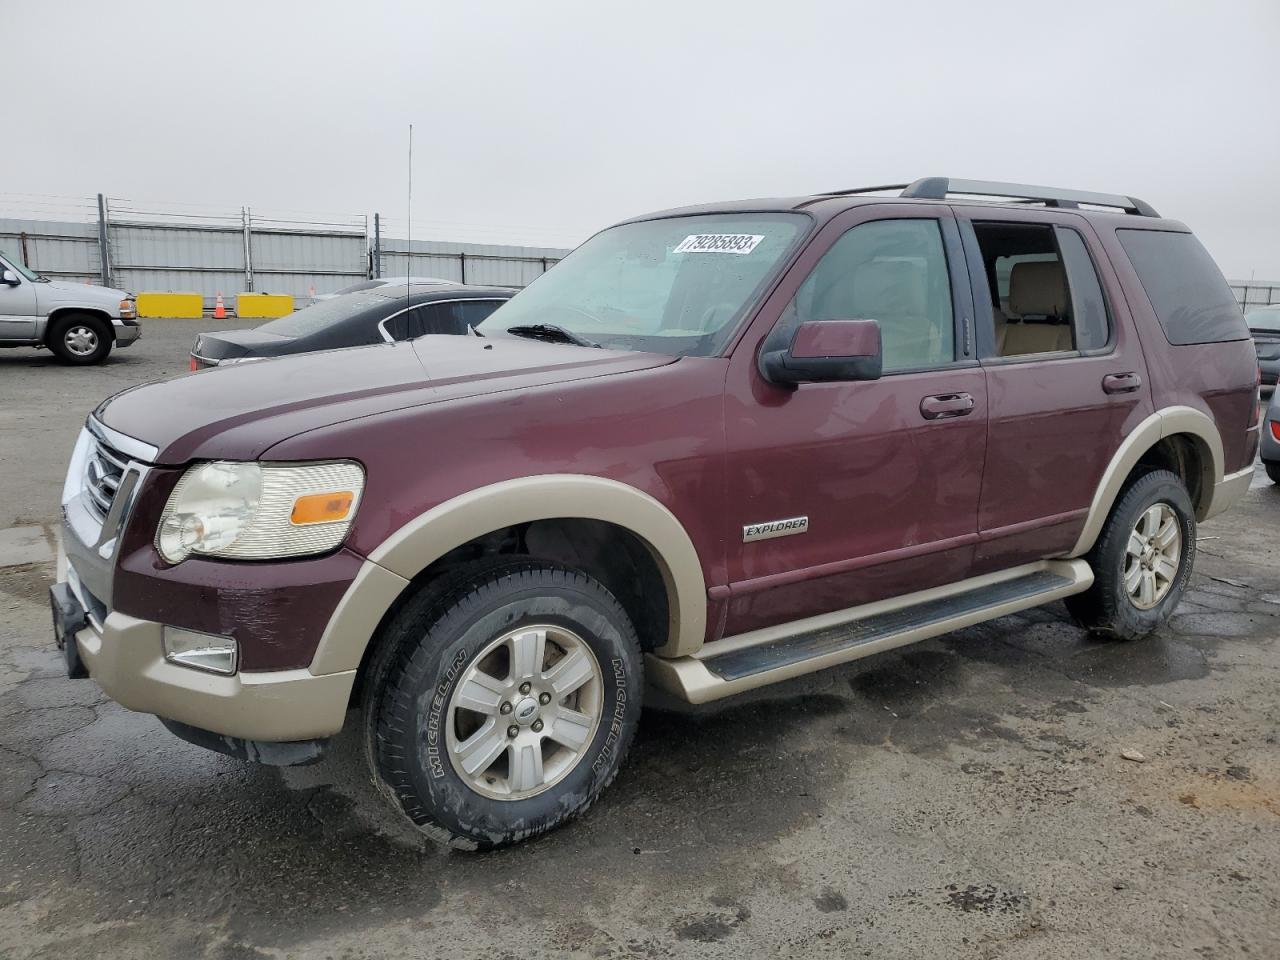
xmin=1247 ymin=305 xmax=1280 ymax=332
xmin=256 ymin=291 xmax=389 ymax=337
xmin=0 ymin=250 xmax=43 ymax=282
xmin=479 ymin=213 xmax=808 ymax=356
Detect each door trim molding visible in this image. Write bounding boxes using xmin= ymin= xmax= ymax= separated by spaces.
xmin=716 ymin=529 xmax=979 ymax=600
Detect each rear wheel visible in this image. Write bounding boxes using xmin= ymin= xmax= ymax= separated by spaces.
xmin=48 ymin=313 xmax=112 ymax=365
xmin=1065 ymin=469 xmax=1196 ymax=640
xmin=364 ymin=559 xmax=643 ymax=849
xmin=1267 ymin=461 xmax=1280 ymax=485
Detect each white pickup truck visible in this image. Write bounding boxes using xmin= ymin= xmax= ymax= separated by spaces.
xmin=0 ymin=250 xmax=140 ymax=364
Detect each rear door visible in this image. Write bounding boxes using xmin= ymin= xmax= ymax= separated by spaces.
xmin=955 ymin=207 xmax=1154 ymax=572
xmin=720 ymin=204 xmax=988 ymax=636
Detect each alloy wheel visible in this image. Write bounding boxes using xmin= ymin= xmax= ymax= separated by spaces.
xmin=1124 ymin=502 xmax=1181 ymax=610
xmin=445 ymin=624 xmax=603 ymax=801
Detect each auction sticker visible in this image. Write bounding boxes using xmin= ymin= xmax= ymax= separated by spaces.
xmin=673 ymin=233 xmax=764 ymax=255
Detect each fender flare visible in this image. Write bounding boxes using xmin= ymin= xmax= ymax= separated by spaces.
xmin=1068 ymin=405 xmax=1223 ymax=558
xmin=309 ymin=475 xmax=708 ymax=675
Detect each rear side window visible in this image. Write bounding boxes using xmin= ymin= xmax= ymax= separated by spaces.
xmin=1117 ymin=230 xmax=1248 ymax=345
xmin=410 ymin=300 xmax=506 ymax=337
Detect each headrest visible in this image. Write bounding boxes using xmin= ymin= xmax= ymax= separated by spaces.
xmin=1008 ymin=260 xmax=1067 ymax=318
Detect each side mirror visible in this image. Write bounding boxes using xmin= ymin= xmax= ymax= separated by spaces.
xmin=1 ymin=270 xmax=18 ymax=286
xmin=760 ymin=319 xmax=883 ymax=386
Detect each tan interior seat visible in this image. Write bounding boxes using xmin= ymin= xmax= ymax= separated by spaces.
xmin=1001 ymin=261 xmax=1074 ymax=356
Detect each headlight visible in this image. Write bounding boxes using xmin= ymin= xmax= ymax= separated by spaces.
xmin=119 ymin=298 xmax=136 ymax=320
xmin=156 ymin=460 xmax=364 ymax=564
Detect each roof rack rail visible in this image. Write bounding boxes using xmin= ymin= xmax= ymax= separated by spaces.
xmin=818 ymin=178 xmax=1158 ymax=217
xmin=900 ymin=177 xmax=1160 ymax=217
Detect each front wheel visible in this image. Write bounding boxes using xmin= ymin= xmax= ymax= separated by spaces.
xmin=48 ymin=313 xmax=112 ymax=365
xmin=1065 ymin=469 xmax=1196 ymax=640
xmin=365 ymin=559 xmax=643 ymax=849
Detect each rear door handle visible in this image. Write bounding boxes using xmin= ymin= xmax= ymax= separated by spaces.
xmin=920 ymin=392 xmax=975 ymax=420
xmin=1102 ymin=372 xmax=1142 ymax=394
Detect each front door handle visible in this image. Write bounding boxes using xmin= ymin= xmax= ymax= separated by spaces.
xmin=920 ymin=392 xmax=975 ymax=420
xmin=1102 ymin=372 xmax=1142 ymax=394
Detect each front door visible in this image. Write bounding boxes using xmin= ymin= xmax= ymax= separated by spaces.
xmin=721 ymin=205 xmax=988 ymax=636
xmin=0 ymin=254 xmax=40 ymax=341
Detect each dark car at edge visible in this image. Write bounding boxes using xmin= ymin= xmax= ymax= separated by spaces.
xmin=190 ymin=282 xmax=513 ymax=368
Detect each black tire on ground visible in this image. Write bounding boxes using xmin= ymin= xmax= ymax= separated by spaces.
xmin=1065 ymin=469 xmax=1196 ymax=641
xmin=1266 ymin=461 xmax=1280 ymax=485
xmin=364 ymin=558 xmax=643 ymax=850
xmin=47 ymin=312 xmax=113 ymax=365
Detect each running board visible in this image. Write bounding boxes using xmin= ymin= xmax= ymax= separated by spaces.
xmin=647 ymin=559 xmax=1092 ymax=704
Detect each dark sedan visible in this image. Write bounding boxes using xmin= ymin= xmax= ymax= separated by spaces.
xmin=189 ymin=283 xmax=514 ymax=369
xmin=1247 ymin=304 xmax=1280 ymax=393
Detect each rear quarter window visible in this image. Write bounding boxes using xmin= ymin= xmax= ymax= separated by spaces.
xmin=1116 ymin=229 xmax=1248 ymax=345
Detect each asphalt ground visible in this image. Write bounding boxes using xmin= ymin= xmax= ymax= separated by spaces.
xmin=1 ymin=320 xmax=1278 ymax=959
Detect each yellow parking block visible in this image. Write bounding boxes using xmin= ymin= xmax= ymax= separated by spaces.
xmin=136 ymin=292 xmax=202 ymax=319
xmin=236 ymin=293 xmax=294 ymax=318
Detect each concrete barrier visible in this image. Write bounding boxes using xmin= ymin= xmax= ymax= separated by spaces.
xmin=235 ymin=293 xmax=294 ymax=318
xmin=236 ymin=293 xmax=294 ymax=318
xmin=136 ymin=292 xmax=202 ymax=318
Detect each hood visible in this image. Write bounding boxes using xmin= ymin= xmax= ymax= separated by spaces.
xmin=193 ymin=328 xmax=293 ymax=361
xmin=38 ymin=279 xmax=130 ymax=312
xmin=97 ymin=334 xmax=677 ymax=464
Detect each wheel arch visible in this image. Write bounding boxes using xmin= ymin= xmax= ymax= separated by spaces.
xmin=45 ymin=307 xmax=116 ymax=344
xmin=1069 ymin=406 xmax=1223 ymax=557
xmin=310 ymin=475 xmax=708 ymax=677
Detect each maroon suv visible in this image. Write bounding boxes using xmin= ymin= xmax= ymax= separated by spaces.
xmin=51 ymin=177 xmax=1260 ymax=848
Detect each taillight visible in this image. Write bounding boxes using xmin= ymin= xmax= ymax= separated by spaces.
xmin=1271 ymin=419 xmax=1280 ymax=442
xmin=189 ymin=356 xmax=198 ymax=372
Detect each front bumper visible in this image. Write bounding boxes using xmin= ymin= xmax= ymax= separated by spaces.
xmin=114 ymin=320 xmax=141 ymax=347
xmin=61 ymin=583 xmax=355 ymax=741
xmin=58 ymin=416 xmax=355 ymax=744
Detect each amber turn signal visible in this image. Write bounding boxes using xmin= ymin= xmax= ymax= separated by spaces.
xmin=290 ymin=491 xmax=355 ymax=525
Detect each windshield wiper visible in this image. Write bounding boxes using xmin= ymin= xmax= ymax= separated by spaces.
xmin=504 ymin=323 xmax=601 ymax=348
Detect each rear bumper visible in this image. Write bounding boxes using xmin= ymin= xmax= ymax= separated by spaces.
xmin=1204 ymin=465 xmax=1255 ymax=521
xmin=69 ymin=606 xmax=355 ymax=741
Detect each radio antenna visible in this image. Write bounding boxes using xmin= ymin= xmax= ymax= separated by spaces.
xmin=406 ymin=122 xmax=413 ymax=316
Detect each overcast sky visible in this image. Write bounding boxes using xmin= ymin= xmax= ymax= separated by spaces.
xmin=8 ymin=0 xmax=1279 ymax=278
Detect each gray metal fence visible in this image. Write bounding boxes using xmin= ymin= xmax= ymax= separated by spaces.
xmin=1230 ymin=281 xmax=1280 ymax=312
xmin=0 ymin=193 xmax=571 ymax=307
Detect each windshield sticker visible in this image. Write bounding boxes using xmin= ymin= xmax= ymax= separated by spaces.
xmin=673 ymin=234 xmax=765 ymax=255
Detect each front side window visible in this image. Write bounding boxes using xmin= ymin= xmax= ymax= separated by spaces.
xmin=479 ymin=213 xmax=807 ymax=357
xmin=779 ymin=219 xmax=955 ymax=372
xmin=1117 ymin=229 xmax=1248 ymax=345
xmin=0 ymin=251 xmax=41 ymax=282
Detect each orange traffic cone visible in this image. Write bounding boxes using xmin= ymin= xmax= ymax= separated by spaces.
xmin=213 ymin=292 xmax=226 ymax=320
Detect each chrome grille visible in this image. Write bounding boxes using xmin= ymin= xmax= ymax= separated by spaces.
xmin=83 ymin=437 xmax=129 ymax=521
